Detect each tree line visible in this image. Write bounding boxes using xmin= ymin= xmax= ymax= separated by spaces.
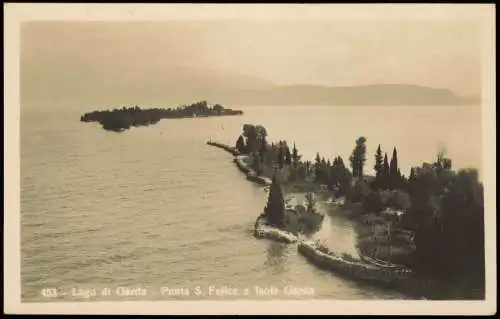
xmin=341 ymin=136 xmax=483 ymax=289
xmin=81 ymin=101 xmax=243 ymax=132
xmin=238 ymin=126 xmax=484 ymax=295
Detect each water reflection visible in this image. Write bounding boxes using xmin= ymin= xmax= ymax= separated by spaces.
xmin=264 ymin=242 xmax=287 ymax=274
xmin=313 ymin=203 xmax=360 ymax=257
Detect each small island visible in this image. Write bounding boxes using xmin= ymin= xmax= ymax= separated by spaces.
xmin=80 ymin=101 xmax=243 ymax=132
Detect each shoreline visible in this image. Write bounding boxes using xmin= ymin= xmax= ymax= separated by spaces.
xmin=207 ymin=141 xmax=306 ymax=244
xmin=206 ymin=141 xmax=242 ymax=157
xmin=254 ymin=215 xmax=298 ymax=244
xmin=207 ymin=141 xmax=272 ymax=186
xmin=297 ymin=240 xmax=426 ymax=298
xmin=204 ymin=140 xmax=459 ymax=299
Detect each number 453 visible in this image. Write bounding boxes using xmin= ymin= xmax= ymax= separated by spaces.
xmin=41 ymin=288 xmax=58 ymax=298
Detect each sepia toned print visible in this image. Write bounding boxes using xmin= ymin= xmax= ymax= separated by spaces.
xmin=4 ymin=3 xmax=496 ymax=315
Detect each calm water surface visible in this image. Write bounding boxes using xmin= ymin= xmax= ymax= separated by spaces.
xmin=20 ymin=105 xmax=481 ymax=301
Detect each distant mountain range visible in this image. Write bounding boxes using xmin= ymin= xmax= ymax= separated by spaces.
xmin=212 ymin=84 xmax=480 ymax=106
xmin=22 ymin=59 xmax=479 ymax=107
xmin=21 ymin=23 xmax=480 ymax=108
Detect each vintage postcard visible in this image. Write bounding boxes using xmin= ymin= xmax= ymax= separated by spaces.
xmin=4 ymin=3 xmax=496 ymax=315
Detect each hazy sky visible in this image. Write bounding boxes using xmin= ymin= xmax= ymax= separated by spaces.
xmin=21 ymin=19 xmax=481 ymax=98
xmin=201 ymin=20 xmax=481 ymax=95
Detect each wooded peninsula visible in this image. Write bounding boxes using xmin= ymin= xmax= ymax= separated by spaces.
xmin=80 ymin=101 xmax=243 ymax=132
xmin=211 ymin=123 xmax=485 ymax=299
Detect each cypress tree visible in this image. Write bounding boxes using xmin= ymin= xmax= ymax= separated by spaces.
xmin=315 ymin=153 xmax=322 ymax=183
xmin=333 ymin=156 xmax=339 ymax=166
xmin=373 ymin=145 xmax=384 ymax=189
xmin=382 ymin=153 xmax=390 ymax=189
xmin=291 ymin=143 xmax=300 ymax=167
xmin=349 ymin=137 xmax=367 ymax=179
xmin=264 ymin=174 xmax=285 ymax=227
xmin=320 ymin=157 xmax=327 ymax=184
xmin=285 ymin=144 xmax=292 ymax=165
xmin=374 ymin=145 xmax=383 ymax=177
xmin=277 ymin=145 xmax=284 ymax=169
xmin=389 ymin=147 xmax=399 ymax=189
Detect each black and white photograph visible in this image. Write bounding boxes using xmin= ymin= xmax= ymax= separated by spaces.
xmin=4 ymin=3 xmax=496 ymax=315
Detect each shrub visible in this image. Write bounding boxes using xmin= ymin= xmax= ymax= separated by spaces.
xmin=387 ymin=190 xmax=411 ymax=210
xmin=362 ymin=192 xmax=386 ymax=214
xmin=346 ymin=179 xmax=372 ymax=203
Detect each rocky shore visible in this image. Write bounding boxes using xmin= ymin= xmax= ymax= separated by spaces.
xmin=206 ymin=140 xmax=433 ymax=296
xmin=298 ymin=240 xmax=413 ymax=281
xmin=254 ymin=215 xmax=298 ymax=243
xmin=206 ymin=141 xmax=242 ymax=157
xmin=207 ymin=141 xmax=272 ymax=186
xmin=298 ymin=240 xmax=431 ymax=297
xmin=206 ymin=130 xmax=485 ymax=300
xmin=207 ymin=141 xmax=311 ymax=242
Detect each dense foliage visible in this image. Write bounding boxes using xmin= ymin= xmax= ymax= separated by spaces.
xmin=250 ymin=127 xmax=484 ymax=296
xmin=359 ymin=143 xmax=484 ymax=295
xmin=236 ymin=125 xmax=484 ymax=295
xmin=81 ymin=101 xmax=243 ymax=132
xmin=406 ymin=161 xmax=484 ymax=285
xmin=349 ymin=136 xmax=367 ymax=179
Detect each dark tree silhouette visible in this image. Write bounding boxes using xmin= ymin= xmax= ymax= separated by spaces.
xmin=374 ymin=144 xmax=383 ymax=175
xmin=264 ymin=174 xmax=286 ymax=228
xmin=284 ymin=144 xmax=292 ymax=165
xmin=329 ymin=156 xmax=352 ymax=196
xmin=315 ymin=153 xmax=322 ymax=183
xmin=243 ymin=124 xmax=259 ymax=154
xmin=260 ymin=136 xmax=268 ymax=154
xmin=315 ymin=153 xmax=321 ymax=163
xmin=213 ymin=104 xmax=224 ymax=113
xmin=349 ymin=136 xmax=367 ymax=180
xmin=277 ymin=144 xmax=284 ymax=169
xmin=371 ymin=144 xmax=384 ymax=190
xmin=435 ymin=149 xmax=453 ymax=173
xmin=398 ymin=168 xmax=406 ymax=188
xmin=81 ymin=101 xmax=243 ymax=132
xmin=291 ymin=143 xmax=301 ymax=168
xmin=258 ymin=136 xmax=268 ymax=163
xmin=408 ymin=167 xmax=416 ymax=182
xmin=235 ymin=135 xmax=246 ymax=153
xmin=389 ymin=147 xmax=399 ymax=189
xmin=407 ymin=159 xmax=484 ymax=290
xmin=382 ymin=153 xmax=390 ymax=189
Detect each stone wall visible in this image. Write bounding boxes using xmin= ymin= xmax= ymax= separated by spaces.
xmin=298 ymin=241 xmax=414 ymax=286
xmin=254 ymin=216 xmax=298 ymax=243
xmin=206 ymin=141 xmax=241 ymax=156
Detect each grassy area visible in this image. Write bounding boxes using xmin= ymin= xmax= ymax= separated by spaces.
xmin=355 ymin=213 xmax=415 ymax=266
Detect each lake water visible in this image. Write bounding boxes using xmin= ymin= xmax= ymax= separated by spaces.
xmin=20 ymin=104 xmax=481 ymax=301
